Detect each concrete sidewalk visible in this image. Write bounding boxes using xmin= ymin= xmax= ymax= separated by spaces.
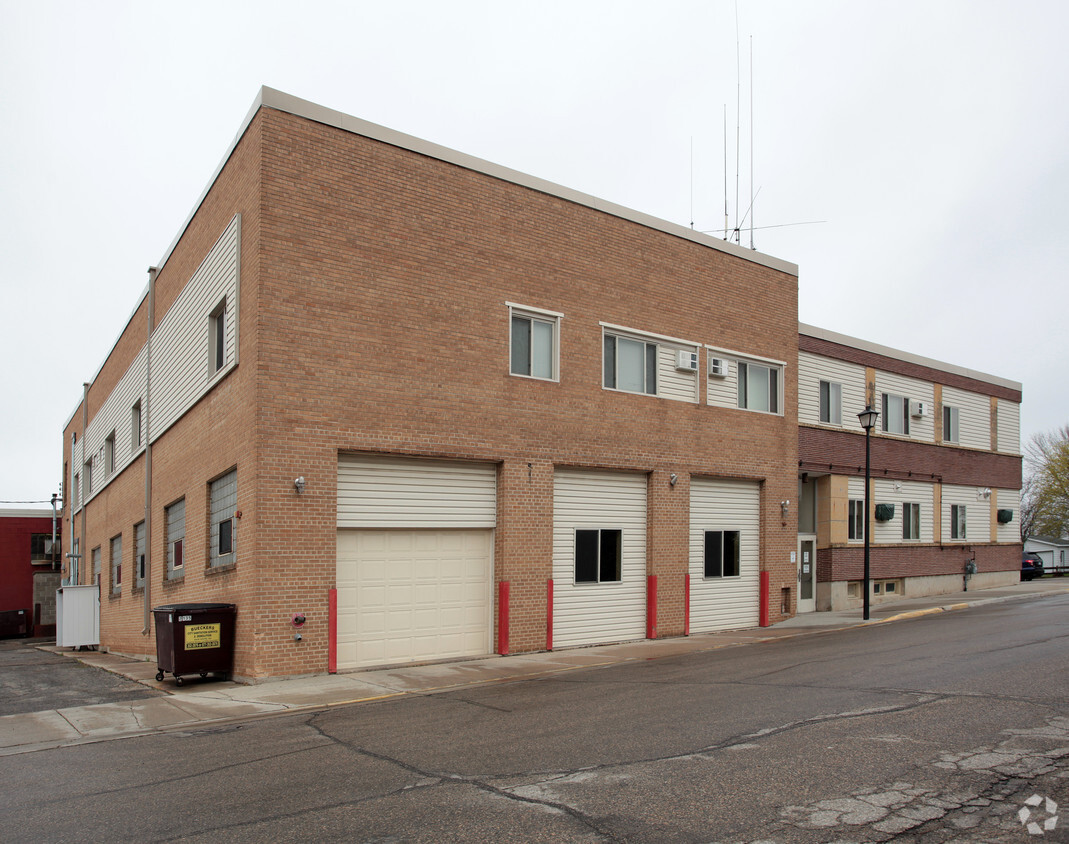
xmin=3 ymin=579 xmax=1066 ymax=757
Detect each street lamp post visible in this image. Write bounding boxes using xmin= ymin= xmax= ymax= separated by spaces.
xmin=857 ymin=406 xmax=880 ymax=620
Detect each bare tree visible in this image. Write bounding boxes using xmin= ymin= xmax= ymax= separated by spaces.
xmin=1022 ymin=424 xmax=1069 ymax=540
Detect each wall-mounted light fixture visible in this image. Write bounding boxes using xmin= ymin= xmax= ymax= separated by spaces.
xmin=294 ymin=476 xmax=306 ymax=494
xmin=978 ymin=487 xmax=992 ymax=499
xmin=669 ymin=473 xmax=678 ymax=487
xmin=780 ymin=500 xmax=790 ymax=519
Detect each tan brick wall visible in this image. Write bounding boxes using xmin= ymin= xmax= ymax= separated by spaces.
xmin=65 ymin=104 xmax=800 ymax=677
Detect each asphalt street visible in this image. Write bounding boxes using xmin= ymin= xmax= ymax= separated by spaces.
xmin=2 ymin=593 xmax=1067 ymax=843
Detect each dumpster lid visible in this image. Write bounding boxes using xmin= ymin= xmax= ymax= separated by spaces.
xmin=153 ymin=603 xmax=236 ymax=613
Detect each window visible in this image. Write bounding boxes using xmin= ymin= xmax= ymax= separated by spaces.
xmin=574 ymin=529 xmax=622 ymax=583
xmin=110 ymin=534 xmax=122 ymax=595
xmin=104 ymin=431 xmax=115 ymax=475
xmin=903 ymin=502 xmax=920 ymax=540
xmin=82 ymin=460 xmax=92 ymax=500
xmin=30 ymin=533 xmax=59 ymax=563
xmin=943 ymin=405 xmax=959 ymax=443
xmin=951 ymin=504 xmax=967 ymax=540
xmin=738 ymin=361 xmax=780 ymax=414
xmin=134 ymin=521 xmax=145 ymax=589
xmin=604 ymin=334 xmax=657 ymax=395
xmin=166 ymin=498 xmax=185 ymax=579
xmin=73 ymin=473 xmax=80 ymax=510
xmin=848 ymin=499 xmax=864 ymax=540
xmin=209 ymin=469 xmax=237 ymax=567
xmin=704 ymin=530 xmax=741 ymax=578
xmin=209 ymin=298 xmax=227 ymax=373
xmin=131 ymin=400 xmax=142 ymax=451
xmin=819 ymin=380 xmax=842 ymax=425
xmin=882 ymin=393 xmax=910 ymax=435
xmin=509 ymin=306 xmax=559 ymax=380
xmin=92 ymin=546 xmax=101 ymax=580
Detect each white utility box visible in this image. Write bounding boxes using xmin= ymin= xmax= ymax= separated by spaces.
xmin=56 ymin=584 xmax=100 ymax=648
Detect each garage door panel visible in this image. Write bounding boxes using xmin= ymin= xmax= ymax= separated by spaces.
xmin=337 ymin=527 xmax=492 ymax=669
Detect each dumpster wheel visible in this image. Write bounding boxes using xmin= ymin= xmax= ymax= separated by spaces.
xmin=155 ymin=670 xmax=164 ymax=682
xmin=175 ymin=675 xmax=185 ymax=687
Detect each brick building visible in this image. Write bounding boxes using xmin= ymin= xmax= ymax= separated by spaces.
xmin=797 ymin=324 xmax=1022 ymax=610
xmin=61 ymin=88 xmax=801 ymax=679
xmin=0 ymin=509 xmax=61 ymax=637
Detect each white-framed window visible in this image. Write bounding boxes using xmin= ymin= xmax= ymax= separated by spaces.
xmin=209 ymin=297 xmax=227 ymax=374
xmin=166 ymin=498 xmax=185 ymax=579
xmin=819 ymin=380 xmax=842 ymax=425
xmin=603 ymin=333 xmax=657 ymax=395
xmin=104 ymin=431 xmax=115 ymax=475
xmin=508 ymin=304 xmax=560 ymax=381
xmin=109 ymin=533 xmax=122 ymax=596
xmin=574 ymin=528 xmax=622 ymax=583
xmin=950 ymin=504 xmax=967 ymax=540
xmin=134 ymin=521 xmax=145 ymax=590
xmin=131 ymin=400 xmax=142 ymax=451
xmin=704 ymin=530 xmax=741 ymax=578
xmin=943 ymin=405 xmax=959 ymax=444
xmin=882 ymin=393 xmax=910 ymax=435
xmin=848 ymin=499 xmax=864 ymax=541
xmin=209 ymin=469 xmax=237 ymax=568
xmin=902 ymin=502 xmax=920 ymax=540
xmin=738 ymin=361 xmax=781 ymax=414
xmin=82 ymin=460 xmax=92 ymax=500
xmin=73 ymin=472 xmax=80 ymax=511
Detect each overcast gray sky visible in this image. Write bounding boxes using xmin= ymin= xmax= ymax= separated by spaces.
xmin=2 ymin=0 xmax=1067 ymax=508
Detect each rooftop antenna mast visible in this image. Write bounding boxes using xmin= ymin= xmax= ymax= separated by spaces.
xmin=734 ymin=0 xmax=741 ymax=243
xmin=749 ymin=34 xmax=755 ymax=249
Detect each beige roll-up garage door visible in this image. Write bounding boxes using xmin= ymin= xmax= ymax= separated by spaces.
xmin=552 ymin=468 xmax=647 ymax=648
xmin=689 ymin=477 xmax=760 ymax=632
xmin=336 ymin=455 xmax=496 ymax=670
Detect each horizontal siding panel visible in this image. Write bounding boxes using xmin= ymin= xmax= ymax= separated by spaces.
xmin=338 ymin=455 xmax=497 ymax=528
xmin=656 ymin=345 xmax=699 ymax=403
xmin=997 ymin=399 xmax=1021 ymax=455
xmin=995 ymin=488 xmax=1021 ymax=543
xmin=870 ymin=479 xmax=935 ymax=544
xmin=81 ymin=347 xmax=147 ymax=504
xmin=689 ymin=478 xmax=760 ymax=632
xmin=552 ymin=469 xmax=647 ymax=648
xmin=149 ymin=215 xmax=240 ymax=441
xmin=798 ymin=352 xmax=867 ymax=429
xmin=941 ymin=386 xmax=990 ymax=450
xmin=941 ymin=484 xmax=990 ymax=544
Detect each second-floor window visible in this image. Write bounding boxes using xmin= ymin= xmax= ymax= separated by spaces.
xmin=943 ymin=405 xmax=959 ymax=443
xmin=848 ymin=499 xmax=864 ymax=540
xmin=509 ymin=305 xmax=560 ymax=380
xmin=882 ymin=393 xmax=910 ymax=435
xmin=903 ymin=502 xmax=920 ymax=540
xmin=951 ymin=504 xmax=967 ymax=540
xmin=819 ymin=380 xmax=842 ymax=425
xmin=738 ymin=361 xmax=780 ymax=414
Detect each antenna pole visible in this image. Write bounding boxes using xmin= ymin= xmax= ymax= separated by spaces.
xmin=734 ymin=0 xmax=741 ymax=242
xmin=723 ymin=105 xmax=729 ymax=239
xmin=750 ymin=35 xmax=755 ymax=250
xmin=690 ymin=136 xmax=694 ymax=229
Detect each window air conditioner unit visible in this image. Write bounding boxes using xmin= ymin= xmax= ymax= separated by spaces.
xmin=708 ymin=357 xmax=728 ymax=378
xmin=910 ymin=400 xmax=928 ymax=419
xmin=676 ymin=350 xmax=698 ymax=372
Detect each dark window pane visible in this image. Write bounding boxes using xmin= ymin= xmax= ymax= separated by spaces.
xmin=704 ymin=531 xmax=723 ymax=577
xmin=510 ymin=316 xmax=530 ymax=376
xmin=218 ymin=518 xmax=233 ymax=555
xmin=174 ymin=538 xmax=184 ymax=569
xmin=575 ymin=530 xmax=598 ymax=582
xmin=599 ymin=530 xmax=621 ymax=581
xmin=769 ymin=368 xmax=778 ymax=413
xmin=724 ymin=531 xmax=741 ymax=577
xmin=603 ymin=335 xmax=616 ymax=388
xmin=645 ymin=343 xmax=657 ymax=395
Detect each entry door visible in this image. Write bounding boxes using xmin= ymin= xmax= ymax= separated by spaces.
xmin=797 ymin=535 xmax=817 ymax=613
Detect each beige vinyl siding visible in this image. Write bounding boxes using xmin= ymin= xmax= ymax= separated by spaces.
xmin=656 ymin=345 xmax=700 ymax=403
xmin=688 ymin=478 xmax=760 ymax=632
xmin=798 ymin=352 xmax=867 ymax=428
xmin=552 ymin=468 xmax=647 ymax=648
xmin=337 ymin=455 xmax=497 ymax=529
xmin=941 ymin=485 xmax=990 ymax=543
xmin=996 ymin=399 xmax=1021 ymax=455
xmin=79 ymin=347 xmax=147 ymax=505
xmin=995 ymin=488 xmax=1021 ymax=543
xmin=149 ymin=215 xmax=241 ymax=441
xmin=874 ymin=371 xmax=934 ymax=441
xmin=869 ymin=479 xmax=935 ymax=544
xmin=705 ymin=355 xmax=738 ymax=409
xmin=941 ymin=386 xmax=990 ymax=450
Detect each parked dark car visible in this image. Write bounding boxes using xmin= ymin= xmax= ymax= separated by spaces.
xmin=1022 ymin=552 xmax=1045 ymax=581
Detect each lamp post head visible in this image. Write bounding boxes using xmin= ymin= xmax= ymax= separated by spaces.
xmin=857 ymin=406 xmax=880 ymax=431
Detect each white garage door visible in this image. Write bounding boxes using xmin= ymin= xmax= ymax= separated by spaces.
xmin=336 ymin=455 xmax=496 ymax=669
xmin=552 ymin=468 xmax=647 ymax=648
xmin=689 ymin=477 xmax=760 ymax=632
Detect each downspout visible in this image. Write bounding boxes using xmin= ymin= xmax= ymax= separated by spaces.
xmin=143 ymin=267 xmax=157 ymax=635
xmin=81 ymin=382 xmax=89 ymax=586
xmin=51 ymin=493 xmax=58 ymax=571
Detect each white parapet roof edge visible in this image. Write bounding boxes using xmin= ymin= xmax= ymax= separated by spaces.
xmin=799 ymin=322 xmax=1022 ymax=392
